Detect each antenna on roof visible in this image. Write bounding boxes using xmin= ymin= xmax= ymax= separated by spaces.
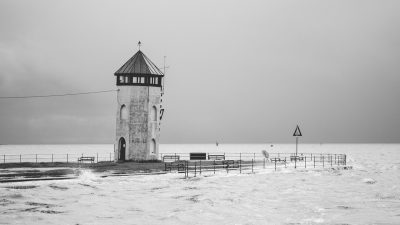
xmin=138 ymin=41 xmax=142 ymax=50
xmin=161 ymin=56 xmax=169 ymax=95
xmin=163 ymin=56 xmax=170 ymax=75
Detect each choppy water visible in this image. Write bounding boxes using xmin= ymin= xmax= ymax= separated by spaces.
xmin=0 ymin=144 xmax=400 ymax=224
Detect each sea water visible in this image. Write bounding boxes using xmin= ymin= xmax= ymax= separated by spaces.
xmin=0 ymin=144 xmax=399 ymax=224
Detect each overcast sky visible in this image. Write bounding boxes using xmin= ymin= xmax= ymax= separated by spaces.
xmin=0 ymin=0 xmax=399 ymax=144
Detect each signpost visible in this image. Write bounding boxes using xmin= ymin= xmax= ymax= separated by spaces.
xmin=293 ymin=125 xmax=302 ymax=169
xmin=293 ymin=125 xmax=302 ymax=155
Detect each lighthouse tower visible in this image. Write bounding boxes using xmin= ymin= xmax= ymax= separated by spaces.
xmin=114 ymin=48 xmax=164 ymax=161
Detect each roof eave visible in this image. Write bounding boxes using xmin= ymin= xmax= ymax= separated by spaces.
xmin=114 ymin=73 xmax=164 ymax=77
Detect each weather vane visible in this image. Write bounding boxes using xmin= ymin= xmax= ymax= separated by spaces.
xmin=138 ymin=41 xmax=142 ymax=50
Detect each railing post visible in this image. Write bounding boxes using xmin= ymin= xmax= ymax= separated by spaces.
xmin=185 ymin=161 xmax=187 ymax=178
xmin=335 ymin=154 xmax=337 ymax=164
xmin=239 ymin=157 xmax=241 ymax=173
xmin=313 ymin=156 xmax=315 ymax=168
xmin=52 ymin=154 xmax=53 ymax=163
xmin=284 ymin=157 xmax=286 ymax=168
xmin=252 ymin=159 xmax=254 ymax=173
xmin=322 ymin=156 xmax=324 ymax=168
xmin=214 ymin=160 xmax=216 ymax=174
xmin=110 ymin=153 xmax=111 ymax=162
xmin=199 ymin=160 xmax=202 ymax=175
xmin=331 ymin=155 xmax=333 ymax=167
xmin=240 ymin=153 xmax=242 ymax=173
xmin=274 ymin=159 xmax=276 ymax=171
xmin=36 ymin=154 xmax=37 ymax=163
xmin=194 ymin=162 xmax=197 ymax=177
xmin=20 ymin=154 xmax=21 ymax=163
xmin=3 ymin=154 xmax=5 ymax=164
xmin=67 ymin=154 xmax=69 ymax=163
xmin=305 ymin=156 xmax=306 ymax=168
xmin=97 ymin=153 xmax=99 ymax=163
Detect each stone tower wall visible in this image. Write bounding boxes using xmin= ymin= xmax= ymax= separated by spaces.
xmin=115 ymin=86 xmax=161 ymax=161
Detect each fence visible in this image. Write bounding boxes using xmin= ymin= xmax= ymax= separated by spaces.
xmin=162 ymin=152 xmax=347 ymax=178
xmin=0 ymin=152 xmax=347 ymax=170
xmin=0 ymin=153 xmax=114 ymax=164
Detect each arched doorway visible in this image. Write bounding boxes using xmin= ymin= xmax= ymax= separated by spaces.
xmin=118 ymin=137 xmax=126 ymax=161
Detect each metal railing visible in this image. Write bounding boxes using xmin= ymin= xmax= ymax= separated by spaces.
xmin=161 ymin=152 xmax=347 ymax=178
xmin=0 ymin=153 xmax=114 ymax=164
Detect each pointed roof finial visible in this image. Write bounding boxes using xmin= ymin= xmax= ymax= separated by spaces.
xmin=138 ymin=41 xmax=142 ymax=50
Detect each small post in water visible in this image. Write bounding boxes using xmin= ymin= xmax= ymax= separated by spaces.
xmin=36 ymin=154 xmax=37 ymax=163
xmin=20 ymin=154 xmax=21 ymax=163
xmin=52 ymin=154 xmax=53 ymax=163
xmin=97 ymin=153 xmax=99 ymax=163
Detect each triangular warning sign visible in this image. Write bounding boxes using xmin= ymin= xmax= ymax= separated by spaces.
xmin=293 ymin=125 xmax=302 ymax=137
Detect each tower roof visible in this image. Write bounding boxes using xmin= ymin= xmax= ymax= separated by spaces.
xmin=114 ymin=50 xmax=164 ymax=76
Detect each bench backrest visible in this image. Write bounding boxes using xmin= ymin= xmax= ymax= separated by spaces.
xmin=190 ymin=152 xmax=206 ymax=160
xmin=208 ymin=155 xmax=225 ymax=160
xmin=163 ymin=155 xmax=180 ymax=162
xmin=222 ymin=160 xmax=235 ymax=165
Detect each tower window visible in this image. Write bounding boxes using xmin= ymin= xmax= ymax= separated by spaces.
xmin=151 ymin=106 xmax=157 ymax=122
xmin=120 ymin=105 xmax=128 ymax=120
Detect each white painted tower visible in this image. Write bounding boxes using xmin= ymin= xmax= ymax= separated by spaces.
xmin=114 ymin=49 xmax=164 ymax=161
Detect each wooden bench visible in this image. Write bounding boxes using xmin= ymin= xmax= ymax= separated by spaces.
xmin=78 ymin=156 xmax=95 ymax=163
xmin=222 ymin=160 xmax=237 ymax=168
xmin=271 ymin=158 xmax=286 ymax=162
xmin=208 ymin=154 xmax=225 ymax=160
xmin=162 ymin=155 xmax=180 ymax=162
xmin=290 ymin=155 xmax=304 ymax=162
xmin=165 ymin=161 xmax=186 ymax=173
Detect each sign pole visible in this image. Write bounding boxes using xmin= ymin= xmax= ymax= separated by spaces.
xmin=293 ymin=125 xmax=302 ymax=168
